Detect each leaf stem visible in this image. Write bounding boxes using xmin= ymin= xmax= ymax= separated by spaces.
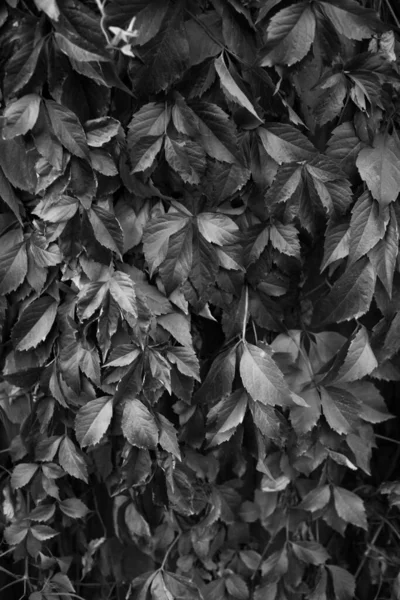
xmin=375 ymin=433 xmax=400 ymax=445
xmin=383 ymin=0 xmax=400 ymax=29
xmin=160 ymin=532 xmax=181 ymax=571
xmin=242 ymin=285 xmax=249 ymax=341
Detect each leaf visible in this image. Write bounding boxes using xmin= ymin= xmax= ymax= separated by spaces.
xmin=194 ymin=346 xmax=236 ymax=404
xmin=75 ymin=396 xmax=113 ymax=448
xmin=369 ymin=207 xmax=398 ymax=297
xmin=31 ymin=524 xmax=59 ymax=540
xmin=298 ymin=485 xmax=331 ymax=512
xmin=121 ymin=399 xmax=159 ymax=450
xmin=59 ymin=497 xmax=89 ymax=519
xmin=260 ymin=2 xmax=316 ymax=67
xmin=348 ymin=192 xmax=386 ymax=267
xmin=3 ymin=35 xmax=45 ymax=102
xmin=167 ymin=346 xmax=200 ymax=381
xmin=159 ymin=224 xmax=193 ymax=294
xmin=34 ymin=0 xmax=60 ymax=20
xmin=259 ymin=123 xmax=316 ymax=163
xmin=109 ymin=271 xmax=137 ymax=316
xmin=158 ymin=313 xmax=192 ymax=347
xmin=45 ymin=99 xmax=90 ymax=160
xmin=291 ymin=541 xmax=330 ymax=565
xmin=240 ymin=342 xmax=290 ymax=406
xmin=326 ymin=122 xmax=364 ymax=177
xmin=313 ymin=258 xmax=375 ymax=326
xmin=270 ymin=222 xmax=300 ymax=258
xmin=318 ymin=0 xmax=381 ymax=41
xmin=356 ymin=134 xmax=400 ymax=207
xmin=333 ymin=486 xmax=367 ymax=529
xmin=215 ymin=54 xmax=262 ymax=122
xmin=327 ymin=565 xmax=356 ymax=600
xmin=12 ymin=296 xmax=58 ymax=351
xmin=189 ymin=101 xmax=240 ymax=164
xmin=206 ymin=389 xmax=248 ymax=447
xmin=197 ymin=213 xmax=239 ymax=246
xmin=314 ymin=74 xmax=347 ymax=126
xmin=143 ymin=214 xmax=189 ymax=275
xmin=334 ymin=327 xmax=377 ymax=384
xmin=320 ymin=387 xmax=360 ymax=435
xmin=290 ymin=386 xmax=321 ymax=434
xmin=0 ymin=242 xmax=27 ymax=295
xmin=58 ymin=436 xmax=88 ymax=483
xmin=88 ymin=206 xmax=124 ymax=257
xmin=0 ymin=167 xmax=23 ymax=223
xmin=158 ymin=414 xmax=181 ymax=459
xmin=321 ymin=221 xmax=350 ymax=271
xmin=305 ymin=156 xmax=352 ymax=214
xmin=164 ymin=137 xmax=205 ymax=186
xmin=11 ymin=463 xmax=39 ymax=489
xmin=85 ymin=117 xmax=120 ymax=147
xmin=4 ymin=521 xmax=30 ymax=546
xmin=2 ymin=94 xmax=41 ymax=139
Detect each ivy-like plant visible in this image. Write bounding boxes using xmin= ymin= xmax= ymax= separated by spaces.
xmin=1 ymin=1 xmax=400 ymax=599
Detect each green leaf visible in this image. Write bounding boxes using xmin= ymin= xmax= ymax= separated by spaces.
xmin=34 ymin=0 xmax=60 ymax=20
xmin=334 ymin=326 xmax=377 ymax=384
xmin=3 ymin=35 xmax=45 ymax=101
xmin=75 ymin=396 xmax=113 ymax=448
xmin=356 ymin=134 xmax=400 ymax=207
xmin=0 ymin=136 xmax=37 ymax=192
xmin=313 ymin=258 xmax=375 ymax=326
xmin=58 ymin=436 xmax=88 ymax=483
xmin=305 ymin=156 xmax=352 ymax=214
xmin=45 ymin=99 xmax=90 ymax=160
xmin=0 ymin=167 xmax=23 ymax=223
xmin=11 ymin=463 xmax=39 ymax=489
xmin=291 ymin=541 xmax=330 ymax=565
xmin=84 ymin=117 xmax=120 ymax=147
xmin=159 ymin=224 xmax=193 ymax=294
xmin=31 ymin=524 xmax=59 ymax=540
xmin=0 ymin=242 xmax=27 ymax=295
xmin=332 ymin=486 xmax=367 ymax=529
xmin=314 ymin=74 xmax=347 ymax=126
xmin=2 ymin=94 xmax=41 ymax=139
xmin=290 ymin=385 xmax=321 ymax=434
xmin=326 ymin=565 xmax=355 ymax=600
xmin=59 ymin=497 xmax=89 ymax=519
xmin=215 ymin=54 xmax=262 ymax=122
xmin=240 ymin=342 xmax=290 ymax=406
xmin=12 ymin=296 xmax=58 ymax=351
xmin=158 ymin=312 xmax=192 ymax=347
xmin=121 ymin=399 xmax=159 ymax=449
xmin=206 ymin=389 xmax=248 ymax=447
xmin=259 ymin=123 xmax=316 ymax=163
xmin=4 ymin=521 xmax=30 ymax=546
xmin=260 ymin=2 xmax=316 ymax=67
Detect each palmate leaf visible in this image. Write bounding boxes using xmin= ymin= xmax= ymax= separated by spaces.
xmin=320 ymin=386 xmax=360 ymax=435
xmin=45 ymin=100 xmax=90 ymax=160
xmin=321 ymin=220 xmax=350 ymax=272
xmin=187 ymin=101 xmax=240 ymax=163
xmin=58 ymin=436 xmax=88 ymax=483
xmin=326 ymin=122 xmax=364 ymax=177
xmin=332 ymin=486 xmax=367 ymax=529
xmin=0 ymin=242 xmax=28 ymax=295
xmin=143 ymin=213 xmax=190 ymax=275
xmin=259 ymin=123 xmax=316 ymax=163
xmin=260 ymin=2 xmax=316 ymax=67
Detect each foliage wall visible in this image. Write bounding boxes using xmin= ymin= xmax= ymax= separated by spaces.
xmin=1 ymin=0 xmax=400 ymax=599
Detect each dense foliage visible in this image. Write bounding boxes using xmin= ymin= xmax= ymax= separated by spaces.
xmin=2 ymin=0 xmax=400 ymax=598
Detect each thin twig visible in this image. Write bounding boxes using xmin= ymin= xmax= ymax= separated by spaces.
xmin=242 ymin=285 xmax=249 ymax=341
xmin=354 ymin=522 xmax=384 ymax=580
xmin=383 ymin=0 xmax=400 ymax=29
xmin=375 ymin=433 xmax=400 ymax=445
